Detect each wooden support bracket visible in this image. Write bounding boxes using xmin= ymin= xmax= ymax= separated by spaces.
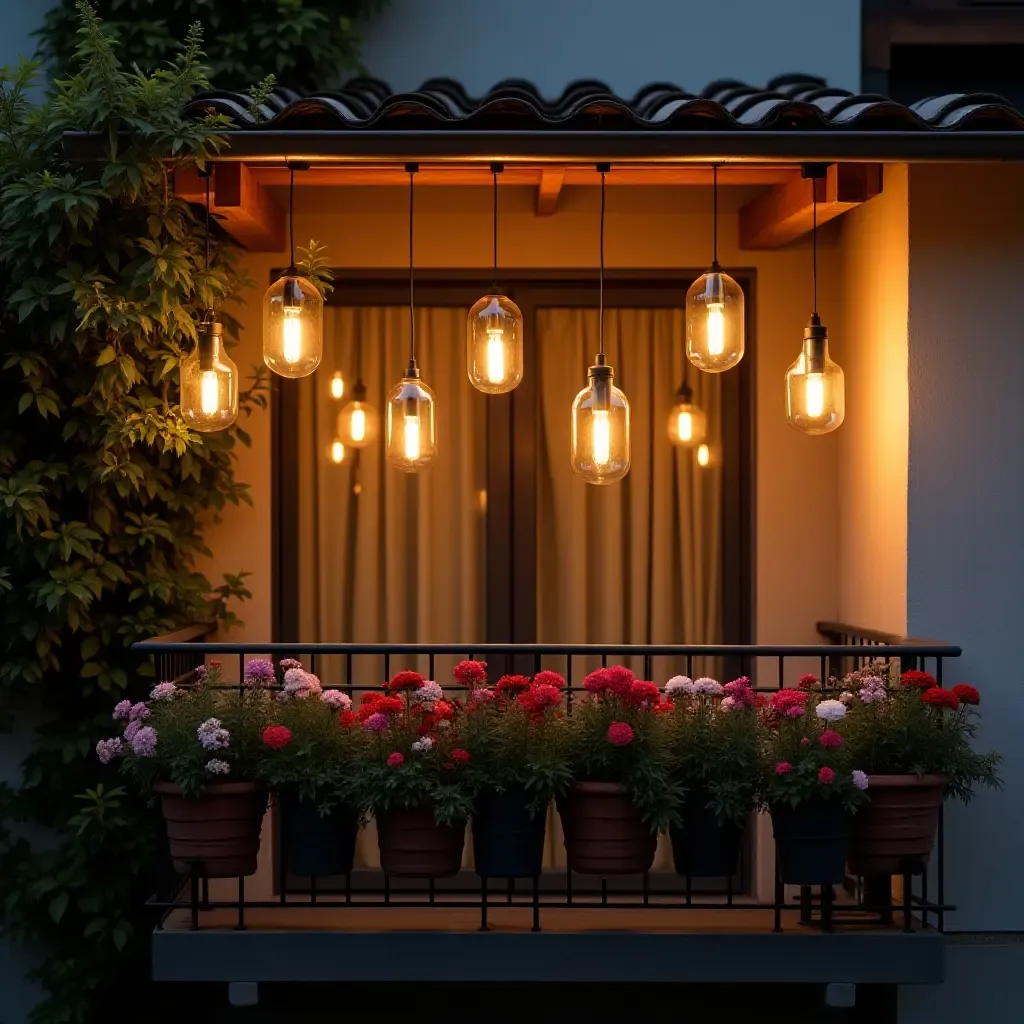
xmin=175 ymin=164 xmax=286 ymax=251
xmin=536 ymin=167 xmax=565 ymax=216
xmin=739 ymin=164 xmax=883 ymax=249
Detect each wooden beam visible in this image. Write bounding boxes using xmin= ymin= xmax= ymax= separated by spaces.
xmin=536 ymin=167 xmax=565 ymax=215
xmin=739 ymin=164 xmax=883 ymax=249
xmin=174 ymin=164 xmax=286 ymax=251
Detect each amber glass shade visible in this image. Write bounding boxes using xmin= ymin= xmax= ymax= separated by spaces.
xmin=385 ymin=371 xmax=436 ymax=472
xmin=263 ymin=272 xmax=323 ymax=378
xmin=181 ymin=322 xmax=238 ymax=433
xmin=467 ymin=293 xmax=523 ymax=393
xmin=570 ymin=363 xmax=630 ymax=484
xmin=686 ymin=266 xmax=744 ymax=373
xmin=785 ymin=318 xmax=845 ymax=435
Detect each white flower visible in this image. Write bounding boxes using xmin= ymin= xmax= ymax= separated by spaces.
xmin=839 ymin=691 xmax=855 ymax=705
xmin=815 ymin=699 xmax=847 ymax=722
xmin=205 ymin=759 xmax=231 ymax=775
xmin=415 ymin=681 xmax=444 ymax=704
xmin=852 ymin=770 xmax=869 ymax=791
xmin=665 ymin=675 xmax=695 ymax=695
xmin=411 ymin=736 xmax=434 ymax=753
xmin=693 ymin=677 xmax=723 ymax=696
xmin=197 ymin=717 xmax=230 ymax=750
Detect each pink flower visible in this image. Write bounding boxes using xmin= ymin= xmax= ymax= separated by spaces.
xmin=387 ymin=752 xmax=405 ymax=767
xmin=799 ymin=737 xmax=810 ymax=748
xmin=818 ymin=766 xmax=836 ymax=784
xmin=852 ymin=770 xmax=869 ymax=791
xmin=364 ymin=712 xmax=389 ymax=732
xmin=124 ymin=720 xmax=142 ymax=744
xmin=771 ymin=690 xmax=807 ymax=712
xmin=149 ymin=682 xmax=177 ymax=701
xmin=128 ymin=702 xmax=151 ymax=721
xmin=320 ymin=689 xmax=352 ymax=710
xmin=819 ymin=729 xmax=843 ymax=749
xmin=242 ymin=658 xmax=276 ymax=687
xmin=784 ymin=705 xmax=805 ymax=718
xmin=96 ymin=738 xmax=123 ymax=764
xmin=130 ymin=726 xmax=157 ymax=757
xmin=723 ymin=679 xmax=756 ymax=708
xmin=279 ymin=658 xmax=303 ymax=671
xmin=607 ymin=721 xmax=634 ymax=746
xmin=775 ymin=761 xmax=793 ymax=776
xmin=112 ymin=699 xmax=133 ymax=721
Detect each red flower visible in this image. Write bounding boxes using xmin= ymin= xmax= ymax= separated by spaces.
xmin=386 ymin=752 xmax=405 ymax=767
xmin=605 ymin=666 xmax=636 ymax=697
xmin=653 ymin=697 xmax=674 ymax=715
xmin=360 ymin=691 xmax=381 ymax=705
xmin=629 ymin=680 xmax=661 ymax=706
xmin=432 ymin=699 xmax=455 ymax=719
xmin=921 ymin=686 xmax=960 ymax=710
xmin=799 ymin=737 xmax=810 ymax=748
xmin=582 ymin=669 xmax=612 ymax=694
xmin=519 ymin=683 xmax=562 ymax=714
xmin=901 ymin=670 xmax=937 ymax=690
xmin=388 ymin=670 xmax=424 ymax=692
xmin=819 ymin=729 xmax=843 ymax=749
xmin=818 ymin=766 xmax=836 ymax=784
xmin=952 ymin=684 xmax=980 ymax=706
xmin=450 ymin=748 xmax=470 ymax=764
xmin=532 ymin=670 xmax=565 ymax=690
xmin=338 ymin=711 xmax=356 ymax=728
xmin=375 ymin=696 xmax=404 ymax=715
xmin=496 ymin=674 xmax=531 ymax=695
xmin=262 ymin=725 xmax=292 ymax=749
xmin=607 ymin=721 xmax=634 ymax=746
xmin=453 ymin=660 xmax=488 ymax=685
xmin=798 ymin=674 xmax=819 ymax=691
xmin=770 ymin=689 xmax=807 ymax=712
xmin=775 ymin=761 xmax=793 ymax=775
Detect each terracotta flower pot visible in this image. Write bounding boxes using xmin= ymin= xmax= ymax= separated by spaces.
xmin=472 ymin=787 xmax=547 ymax=878
xmin=376 ymin=805 xmax=466 ymax=878
xmin=771 ymin=799 xmax=850 ymax=886
xmin=848 ymin=774 xmax=947 ymax=876
xmin=155 ymin=782 xmax=267 ymax=878
xmin=560 ymin=781 xmax=657 ymax=875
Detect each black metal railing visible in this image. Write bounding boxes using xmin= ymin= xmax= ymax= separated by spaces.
xmin=134 ymin=637 xmax=960 ymax=937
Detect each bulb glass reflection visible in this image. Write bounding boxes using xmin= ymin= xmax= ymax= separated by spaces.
xmin=329 ymin=439 xmax=346 ymax=464
xmin=330 ymin=372 xmax=345 ymax=400
xmin=697 ymin=443 xmax=711 ymax=468
xmin=571 ymin=363 xmax=630 ymax=484
xmin=467 ymin=294 xmax=523 ymax=393
xmin=181 ymin=321 xmax=238 ymax=432
xmin=785 ymin=319 xmax=845 ymax=435
xmin=667 ymin=389 xmax=707 ymax=448
xmin=686 ymin=268 xmax=744 ymax=372
xmin=386 ymin=373 xmax=436 ymax=472
xmin=263 ymin=273 xmax=323 ymax=378
xmin=337 ymin=386 xmax=379 ymax=449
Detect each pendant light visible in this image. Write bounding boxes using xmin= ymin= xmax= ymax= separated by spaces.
xmin=667 ymin=373 xmax=707 ymax=448
xmin=263 ymin=163 xmax=323 ymax=378
xmin=330 ymin=372 xmax=345 ymax=400
xmin=328 ymin=438 xmax=346 ymax=464
xmin=686 ymin=165 xmax=744 ymax=372
xmin=696 ymin=443 xmax=711 ymax=468
xmin=181 ymin=168 xmax=238 ymax=432
xmin=385 ymin=164 xmax=436 ymax=472
xmin=467 ymin=163 xmax=523 ymax=393
xmin=570 ymin=164 xmax=630 ymax=485
xmin=337 ymin=311 xmax=379 ymax=448
xmin=785 ymin=166 xmax=845 ymax=434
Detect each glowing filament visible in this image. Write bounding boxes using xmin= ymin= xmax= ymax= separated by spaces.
xmin=486 ymin=328 xmax=506 ymax=384
xmin=350 ymin=407 xmax=366 ymax=443
xmin=404 ymin=414 xmax=421 ymax=461
xmin=677 ymin=410 xmax=693 ymax=443
xmin=283 ymin=309 xmax=302 ymax=364
xmin=697 ymin=443 xmax=710 ymax=467
xmin=330 ymin=373 xmax=344 ymax=400
xmin=330 ymin=440 xmax=345 ymax=464
xmin=706 ymin=303 xmax=725 ymax=357
xmin=200 ymin=371 xmax=219 ymax=415
xmin=805 ymin=374 xmax=825 ymax=419
xmin=592 ymin=410 xmax=611 ymax=467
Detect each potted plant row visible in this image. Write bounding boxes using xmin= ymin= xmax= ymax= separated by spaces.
xmin=97 ymin=659 xmax=1000 ymax=886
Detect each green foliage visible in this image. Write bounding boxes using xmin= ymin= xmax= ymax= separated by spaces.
xmin=297 ymin=240 xmax=335 ymax=299
xmin=37 ymin=0 xmax=389 ymax=89
xmin=0 ymin=6 xmax=267 ymax=1020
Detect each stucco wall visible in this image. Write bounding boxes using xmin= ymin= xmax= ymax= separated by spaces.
xmin=837 ymin=165 xmax=910 ymax=635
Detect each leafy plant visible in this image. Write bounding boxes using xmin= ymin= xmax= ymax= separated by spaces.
xmin=0 ymin=5 xmax=270 ymax=1020
xmin=36 ymin=0 xmax=389 ymax=90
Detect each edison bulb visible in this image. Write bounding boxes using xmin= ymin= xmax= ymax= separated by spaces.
xmin=570 ymin=361 xmax=630 ymax=484
xmin=330 ymin=372 xmax=345 ymax=400
xmin=696 ymin=443 xmax=710 ymax=467
xmin=785 ymin=316 xmax=845 ymax=435
xmin=667 ymin=386 xmax=707 ymax=448
xmin=686 ymin=267 xmax=744 ymax=372
xmin=263 ymin=272 xmax=323 ymax=378
xmin=386 ymin=372 xmax=436 ymax=472
xmin=181 ymin=320 xmax=238 ymax=432
xmin=337 ymin=383 xmax=379 ymax=448
xmin=467 ymin=294 xmax=523 ymax=393
xmin=328 ymin=438 xmax=346 ymax=464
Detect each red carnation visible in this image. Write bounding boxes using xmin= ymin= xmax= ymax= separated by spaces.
xmin=770 ymin=689 xmax=807 ymax=712
xmin=775 ymin=761 xmax=793 ymax=775
xmin=496 ymin=674 xmax=531 ymax=695
xmin=338 ymin=711 xmax=356 ymax=728
xmin=901 ymin=670 xmax=937 ymax=690
xmin=432 ymin=699 xmax=455 ymax=719
xmin=819 ymin=729 xmax=843 ymax=749
xmin=360 ymin=691 xmax=381 ymax=706
xmin=582 ymin=668 xmax=612 ymax=694
xmin=921 ymin=686 xmax=960 ymax=710
xmin=818 ymin=766 xmax=836 ymax=784
xmin=532 ymin=670 xmax=565 ymax=690
xmin=375 ymin=696 xmax=404 ymax=715
xmin=653 ymin=697 xmax=674 ymax=714
xmin=453 ymin=660 xmax=488 ymax=686
xmin=952 ymin=684 xmax=980 ymax=706
xmin=262 ymin=725 xmax=292 ymax=749
xmin=798 ymin=674 xmax=819 ymax=691
xmin=386 ymin=751 xmax=404 ymax=767
xmin=450 ymin=748 xmax=470 ymax=764
xmin=519 ymin=683 xmax=562 ymax=713
xmin=604 ymin=666 xmax=636 ymax=697
xmin=629 ymin=679 xmax=661 ymax=706
xmin=388 ymin=670 xmax=424 ymax=692
xmin=607 ymin=721 xmax=634 ymax=746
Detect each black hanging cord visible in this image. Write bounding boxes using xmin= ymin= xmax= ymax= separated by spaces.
xmin=491 ymin=162 xmax=502 ymax=290
xmin=712 ymin=164 xmax=718 ymax=266
xmin=812 ymin=180 xmax=818 ymax=316
xmin=407 ymin=163 xmax=418 ymax=365
xmin=598 ymin=165 xmax=607 ymax=357
xmin=288 ymin=164 xmax=295 ymax=268
xmin=204 ymin=170 xmax=211 ymax=276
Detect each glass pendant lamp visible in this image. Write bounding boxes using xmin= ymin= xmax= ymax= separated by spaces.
xmin=667 ymin=378 xmax=706 ymax=448
xmin=181 ymin=170 xmax=238 ymax=432
xmin=386 ymin=164 xmax=437 ymax=472
xmin=337 ymin=319 xmax=379 ymax=448
xmin=467 ymin=163 xmax=523 ymax=393
xmin=687 ymin=165 xmax=744 ymax=372
xmin=263 ymin=163 xmax=323 ymax=378
xmin=571 ymin=164 xmax=630 ymax=485
xmin=786 ymin=168 xmax=845 ymax=434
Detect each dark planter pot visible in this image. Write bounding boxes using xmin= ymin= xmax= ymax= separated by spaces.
xmin=155 ymin=782 xmax=267 ymax=878
xmin=560 ymin=781 xmax=657 ymax=875
xmin=472 ymin=787 xmax=547 ymax=878
xmin=848 ymin=774 xmax=947 ymax=876
xmin=376 ymin=805 xmax=466 ymax=878
xmin=771 ymin=799 xmax=850 ymax=886
xmin=280 ymin=793 xmax=359 ymax=877
xmin=669 ymin=790 xmax=744 ymax=878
